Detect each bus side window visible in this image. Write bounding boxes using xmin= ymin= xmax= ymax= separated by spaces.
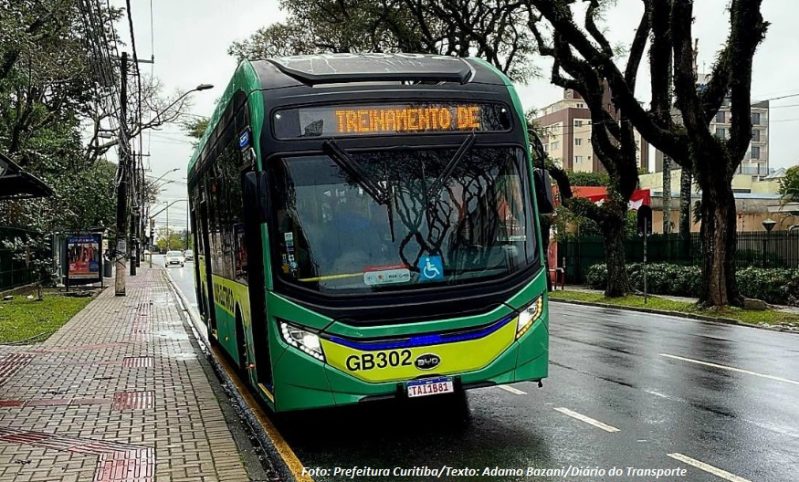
xmin=218 ymin=120 xmax=247 ymax=282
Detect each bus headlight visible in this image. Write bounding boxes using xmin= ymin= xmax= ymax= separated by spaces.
xmin=279 ymin=321 xmax=325 ymax=362
xmin=516 ymin=296 xmax=543 ymax=339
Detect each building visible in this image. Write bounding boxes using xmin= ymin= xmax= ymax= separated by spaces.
xmin=639 ymin=168 xmax=791 ymax=233
xmin=655 ymin=75 xmax=770 ymax=176
xmin=534 ymin=87 xmax=650 ymax=173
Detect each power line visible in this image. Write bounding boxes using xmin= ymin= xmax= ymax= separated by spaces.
xmin=761 ymin=92 xmax=799 ymax=102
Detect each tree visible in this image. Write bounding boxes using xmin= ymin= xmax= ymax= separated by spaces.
xmin=567 ymin=170 xmax=610 ymax=187
xmin=183 ymin=117 xmax=209 ymax=139
xmin=662 ymin=155 xmax=672 ymax=234
xmin=779 ymin=166 xmax=799 ymax=204
xmin=230 ymin=0 xmax=537 ymax=81
xmin=525 ymin=2 xmax=645 ymax=297
xmin=155 ymin=229 xmax=187 ymax=253
xmin=183 ymin=116 xmax=209 ymax=147
xmin=0 ymin=1 xmax=104 ymax=164
xmin=528 ymin=0 xmax=768 ymax=307
xmin=83 ymin=75 xmax=198 ymax=163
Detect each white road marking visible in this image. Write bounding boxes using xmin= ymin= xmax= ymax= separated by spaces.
xmin=667 ymin=453 xmax=751 ymax=482
xmin=553 ymin=407 xmax=620 ymax=433
xmin=643 ymin=388 xmax=682 ymax=402
xmin=660 ymin=353 xmax=799 ymax=386
xmin=497 ymin=384 xmax=526 ymax=395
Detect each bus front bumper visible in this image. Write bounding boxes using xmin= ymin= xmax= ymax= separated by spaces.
xmin=269 ymin=314 xmax=548 ymax=412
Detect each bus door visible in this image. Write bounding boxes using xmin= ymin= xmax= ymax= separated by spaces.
xmin=189 ymin=202 xmax=204 ymax=319
xmin=242 ymin=170 xmax=273 ymax=388
xmin=199 ymin=199 xmax=217 ymax=338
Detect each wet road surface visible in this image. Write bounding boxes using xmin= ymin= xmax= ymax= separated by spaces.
xmin=167 ymin=260 xmax=799 ymax=481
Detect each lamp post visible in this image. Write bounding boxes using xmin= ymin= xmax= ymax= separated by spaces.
xmin=149 ymin=84 xmax=214 ymax=127
xmin=762 ymin=218 xmax=776 ymax=267
xmin=147 ymin=168 xmax=179 ymax=184
xmin=113 ymin=82 xmax=212 ymax=295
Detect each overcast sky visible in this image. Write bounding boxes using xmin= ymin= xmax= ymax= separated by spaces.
xmin=118 ymin=0 xmax=799 ymax=228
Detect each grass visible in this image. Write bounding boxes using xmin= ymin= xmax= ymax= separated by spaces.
xmin=549 ymin=290 xmax=799 ymax=327
xmin=0 ymin=289 xmax=95 ymax=344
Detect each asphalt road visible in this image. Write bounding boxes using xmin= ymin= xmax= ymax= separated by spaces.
xmin=164 ymin=258 xmax=799 ymax=481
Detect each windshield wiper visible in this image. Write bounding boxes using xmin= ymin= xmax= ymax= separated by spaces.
xmin=425 ymin=132 xmax=476 ymax=201
xmin=323 ymin=139 xmax=396 ymax=242
xmin=323 ymin=140 xmax=389 ymax=204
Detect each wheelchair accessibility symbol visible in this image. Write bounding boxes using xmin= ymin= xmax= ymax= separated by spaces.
xmin=418 ymin=255 xmax=444 ymax=282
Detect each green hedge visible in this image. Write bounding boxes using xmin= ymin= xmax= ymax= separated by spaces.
xmin=585 ymin=263 xmax=799 ymax=306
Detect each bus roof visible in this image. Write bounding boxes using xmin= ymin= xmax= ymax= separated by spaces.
xmin=267 ymin=54 xmax=474 ymax=84
xmin=187 ymin=54 xmax=512 ymax=174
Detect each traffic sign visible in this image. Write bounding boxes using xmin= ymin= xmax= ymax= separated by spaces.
xmin=637 ymin=205 xmax=652 ymax=237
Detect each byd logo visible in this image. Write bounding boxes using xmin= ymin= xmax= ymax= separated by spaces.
xmin=414 ymin=353 xmax=441 ymax=370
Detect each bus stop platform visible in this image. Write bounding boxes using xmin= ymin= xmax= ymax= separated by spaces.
xmin=0 ymin=267 xmax=253 ymax=482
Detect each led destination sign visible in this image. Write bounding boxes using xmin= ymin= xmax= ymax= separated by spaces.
xmin=335 ymin=105 xmax=480 ymax=134
xmin=274 ymin=103 xmax=510 ymax=139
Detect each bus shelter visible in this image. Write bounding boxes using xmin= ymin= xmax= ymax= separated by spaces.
xmin=0 ymin=152 xmax=53 ymax=201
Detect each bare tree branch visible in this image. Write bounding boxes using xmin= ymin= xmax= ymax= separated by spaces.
xmin=532 ymin=0 xmax=688 ymax=161
xmin=585 ymin=0 xmax=614 ymax=58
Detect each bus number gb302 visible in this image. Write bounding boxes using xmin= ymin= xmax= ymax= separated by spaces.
xmin=345 ymin=350 xmax=412 ymax=371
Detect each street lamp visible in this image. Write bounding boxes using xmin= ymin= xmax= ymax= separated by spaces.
xmin=156 ymin=180 xmax=176 ymax=190
xmin=762 ymin=218 xmax=776 ymax=267
xmin=147 ymin=168 xmax=180 ymax=184
xmin=150 ymin=84 xmax=215 ymax=127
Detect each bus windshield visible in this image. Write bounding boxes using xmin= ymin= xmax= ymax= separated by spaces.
xmin=269 ymin=146 xmax=537 ymax=294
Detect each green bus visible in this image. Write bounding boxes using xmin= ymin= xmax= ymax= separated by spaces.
xmin=188 ymin=53 xmax=551 ymax=412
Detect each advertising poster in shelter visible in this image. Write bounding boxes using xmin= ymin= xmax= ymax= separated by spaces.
xmin=66 ymin=234 xmax=102 ymax=284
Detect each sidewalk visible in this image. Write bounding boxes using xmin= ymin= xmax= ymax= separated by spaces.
xmin=0 ymin=267 xmax=251 ymax=482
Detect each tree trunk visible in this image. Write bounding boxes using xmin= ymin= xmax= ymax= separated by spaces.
xmin=698 ymin=180 xmax=742 ymax=307
xmin=601 ymin=212 xmax=630 ymax=298
xmin=539 ymin=214 xmax=553 ymax=292
xmin=662 ymin=156 xmax=672 ymax=234
xmin=679 ymin=168 xmax=692 ymax=257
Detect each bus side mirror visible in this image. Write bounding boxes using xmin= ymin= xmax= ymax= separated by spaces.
xmin=534 ymin=168 xmax=554 ymax=214
xmin=243 ymin=171 xmax=269 ymax=223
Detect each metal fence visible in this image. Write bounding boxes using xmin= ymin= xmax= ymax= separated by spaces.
xmin=0 ymin=227 xmax=43 ymax=292
xmin=557 ymin=231 xmax=799 ymax=283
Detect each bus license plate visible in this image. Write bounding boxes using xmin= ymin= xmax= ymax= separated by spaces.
xmin=406 ymin=377 xmax=454 ymax=398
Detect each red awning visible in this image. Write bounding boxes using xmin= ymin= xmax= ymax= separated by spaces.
xmin=562 ymin=186 xmax=650 ymax=210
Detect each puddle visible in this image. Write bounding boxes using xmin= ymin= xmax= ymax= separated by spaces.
xmin=150 ymin=330 xmax=189 ymax=341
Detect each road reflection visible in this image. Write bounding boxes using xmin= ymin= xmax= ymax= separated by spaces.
xmin=277 ymin=390 xmax=556 ymax=481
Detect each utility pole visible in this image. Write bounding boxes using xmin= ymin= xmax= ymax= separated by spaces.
xmin=114 ymin=52 xmax=129 ymax=296
xmin=166 ymin=206 xmax=169 ymax=251
xmin=129 ymin=147 xmax=138 ymax=277
xmin=149 ymin=218 xmax=155 ymax=268
xmin=137 ymin=153 xmax=145 ymax=268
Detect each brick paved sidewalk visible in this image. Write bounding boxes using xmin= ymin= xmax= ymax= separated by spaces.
xmin=0 ymin=267 xmax=250 ymax=482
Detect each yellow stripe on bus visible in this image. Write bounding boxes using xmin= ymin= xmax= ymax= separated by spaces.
xmin=297 ymin=272 xmax=363 ymax=282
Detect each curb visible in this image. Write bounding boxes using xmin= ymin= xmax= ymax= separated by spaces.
xmin=162 ymin=268 xmax=308 ymax=482
xmin=549 ymin=298 xmax=799 ymax=333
